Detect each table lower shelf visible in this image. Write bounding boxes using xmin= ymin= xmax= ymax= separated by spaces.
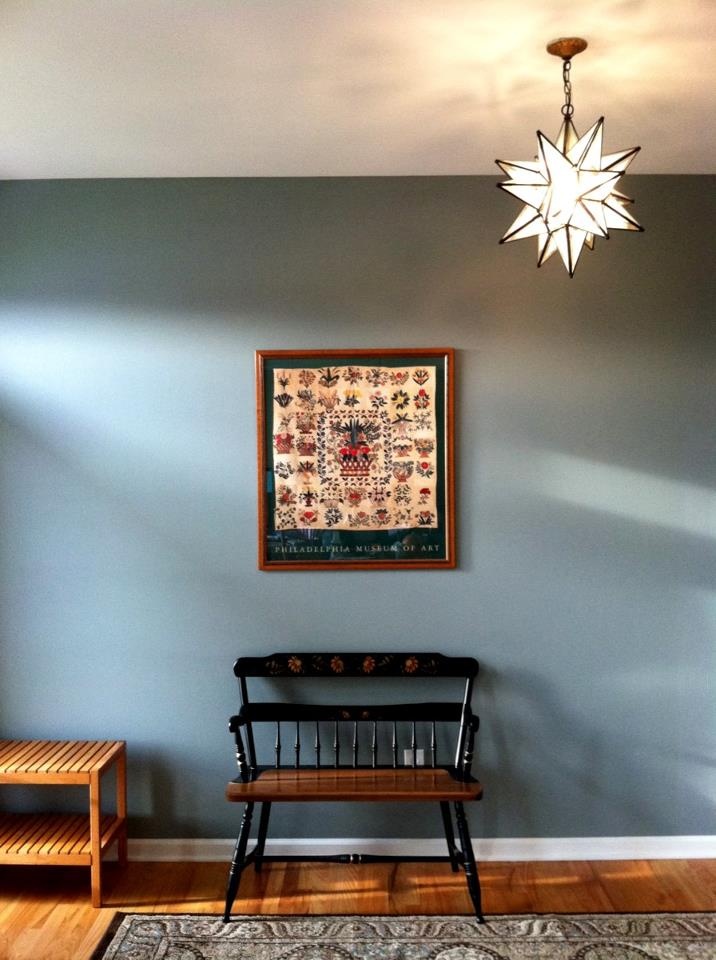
xmin=0 ymin=812 xmax=124 ymax=866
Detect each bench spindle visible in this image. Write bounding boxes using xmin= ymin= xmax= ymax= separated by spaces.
xmin=431 ymin=720 xmax=437 ymax=768
xmin=392 ymin=721 xmax=398 ymax=768
xmin=334 ymin=720 xmax=340 ymax=768
xmin=315 ymin=721 xmax=321 ymax=768
xmin=371 ymin=720 xmax=378 ymax=769
xmin=295 ymin=721 xmax=301 ymax=769
xmin=275 ymin=721 xmax=281 ymax=768
xmin=352 ymin=721 xmax=359 ymax=768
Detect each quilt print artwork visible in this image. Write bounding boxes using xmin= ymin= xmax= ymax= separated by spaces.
xmin=271 ymin=364 xmax=439 ymax=532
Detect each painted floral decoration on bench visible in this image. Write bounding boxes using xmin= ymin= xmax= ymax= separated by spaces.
xmin=264 ymin=653 xmax=439 ymax=677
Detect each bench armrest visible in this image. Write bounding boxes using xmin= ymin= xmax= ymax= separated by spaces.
xmin=228 ymin=714 xmax=247 ymax=734
xmin=228 ymin=715 xmax=251 ymax=780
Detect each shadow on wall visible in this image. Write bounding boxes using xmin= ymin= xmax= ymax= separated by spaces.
xmin=0 ymin=178 xmax=502 ymax=328
xmin=0 ymin=176 xmax=710 ymax=346
xmin=128 ymin=752 xmax=199 ymax=840
xmin=511 ymin=449 xmax=716 ymax=543
xmin=477 ymin=663 xmax=715 ymax=839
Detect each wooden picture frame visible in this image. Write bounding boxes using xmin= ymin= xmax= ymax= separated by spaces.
xmin=257 ymin=348 xmax=455 ymax=570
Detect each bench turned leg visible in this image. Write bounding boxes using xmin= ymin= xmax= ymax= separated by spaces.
xmin=254 ymin=802 xmax=272 ymax=873
xmin=439 ymin=802 xmax=459 ymax=873
xmin=223 ymin=801 xmax=254 ymax=922
xmin=454 ymin=802 xmax=484 ymax=923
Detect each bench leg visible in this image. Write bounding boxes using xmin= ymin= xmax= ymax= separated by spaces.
xmin=454 ymin=802 xmax=484 ymax=923
xmin=254 ymin=801 xmax=272 ymax=873
xmin=223 ymin=801 xmax=254 ymax=922
xmin=439 ymin=801 xmax=459 ymax=872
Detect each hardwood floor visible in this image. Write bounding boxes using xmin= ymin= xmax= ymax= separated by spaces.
xmin=0 ymin=859 xmax=714 ymax=960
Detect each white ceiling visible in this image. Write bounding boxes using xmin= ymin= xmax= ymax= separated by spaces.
xmin=1 ymin=0 xmax=714 ymax=179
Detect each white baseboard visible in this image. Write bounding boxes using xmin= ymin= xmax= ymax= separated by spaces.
xmin=128 ymin=835 xmax=716 ymax=863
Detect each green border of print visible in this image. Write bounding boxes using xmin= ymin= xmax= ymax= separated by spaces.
xmin=256 ymin=349 xmax=455 ymax=570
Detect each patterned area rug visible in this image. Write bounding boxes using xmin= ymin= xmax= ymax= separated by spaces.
xmin=92 ymin=913 xmax=716 ymax=959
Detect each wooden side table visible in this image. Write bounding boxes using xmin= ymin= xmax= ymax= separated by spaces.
xmin=0 ymin=739 xmax=127 ymax=906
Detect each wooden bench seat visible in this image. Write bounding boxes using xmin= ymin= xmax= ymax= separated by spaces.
xmin=223 ymin=652 xmax=484 ymax=922
xmin=226 ymin=766 xmax=483 ymax=803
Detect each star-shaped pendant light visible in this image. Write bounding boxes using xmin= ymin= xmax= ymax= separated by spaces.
xmin=496 ymin=38 xmax=643 ymax=276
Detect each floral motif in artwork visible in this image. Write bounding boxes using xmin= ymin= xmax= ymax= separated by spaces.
xmin=272 ymin=365 xmax=439 ymax=530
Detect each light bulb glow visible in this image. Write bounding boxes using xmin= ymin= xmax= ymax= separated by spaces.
xmin=497 ymin=116 xmax=643 ymax=276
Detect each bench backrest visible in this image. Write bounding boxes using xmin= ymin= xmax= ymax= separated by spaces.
xmin=230 ymin=652 xmax=479 ymax=782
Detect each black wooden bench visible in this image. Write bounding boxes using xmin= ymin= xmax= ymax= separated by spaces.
xmin=223 ymin=652 xmax=484 ymax=921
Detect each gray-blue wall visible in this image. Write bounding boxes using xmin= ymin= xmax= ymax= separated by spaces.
xmin=0 ymin=176 xmax=714 ymax=841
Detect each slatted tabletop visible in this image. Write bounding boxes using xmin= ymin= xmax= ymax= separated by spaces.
xmin=0 ymin=740 xmax=124 ymax=783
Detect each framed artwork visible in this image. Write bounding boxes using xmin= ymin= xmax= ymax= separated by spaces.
xmin=256 ymin=348 xmax=455 ymax=570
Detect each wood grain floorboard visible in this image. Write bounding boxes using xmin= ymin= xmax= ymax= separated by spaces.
xmin=0 ymin=859 xmax=714 ymax=960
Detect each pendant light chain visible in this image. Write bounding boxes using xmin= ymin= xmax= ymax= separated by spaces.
xmin=561 ymin=59 xmax=574 ymax=118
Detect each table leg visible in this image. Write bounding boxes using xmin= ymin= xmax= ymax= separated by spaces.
xmin=89 ymin=770 xmax=102 ymax=907
xmin=116 ymin=747 xmax=128 ymax=866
